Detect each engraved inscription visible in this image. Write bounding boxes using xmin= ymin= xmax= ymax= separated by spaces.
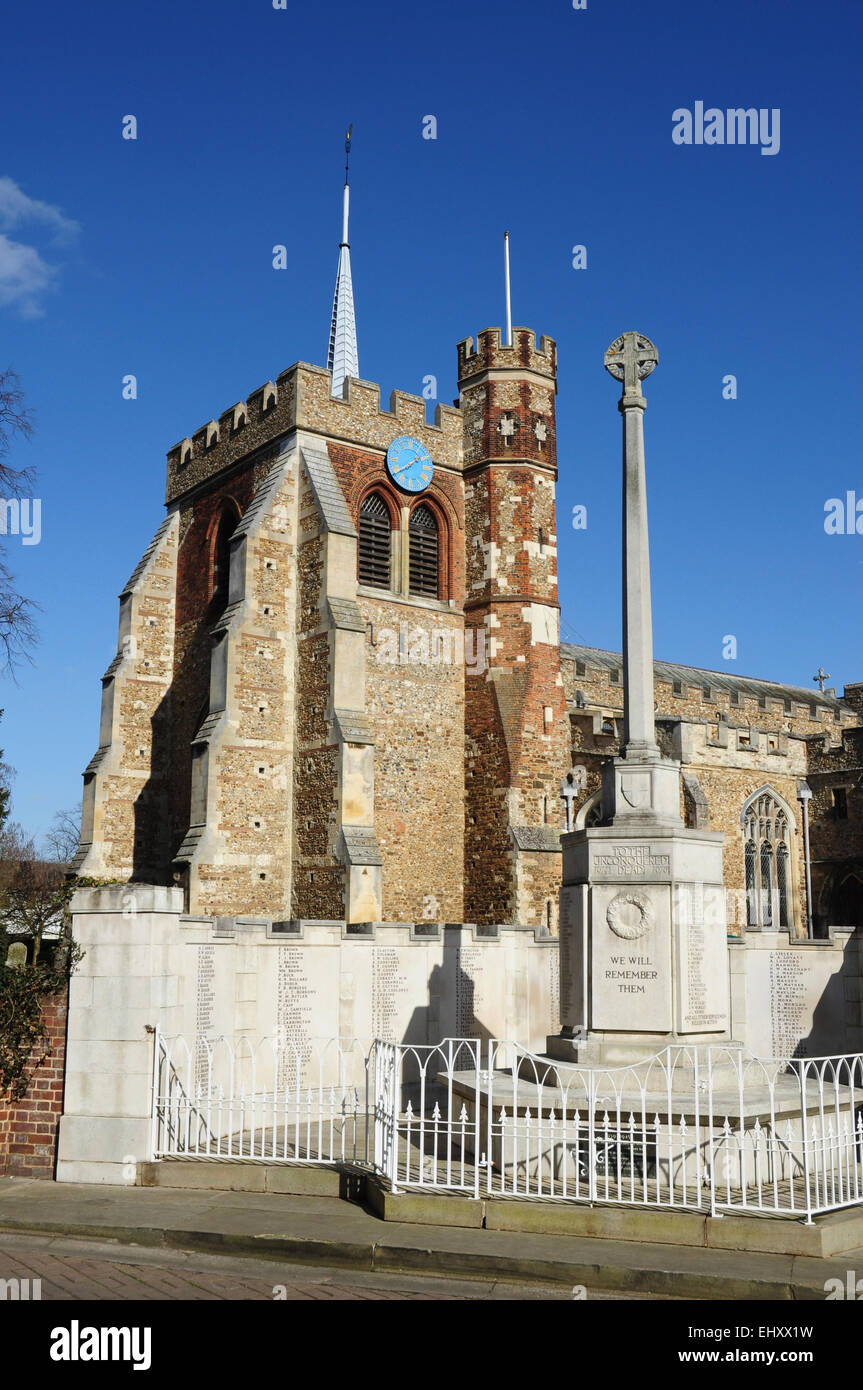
xmin=195 ymin=943 xmax=215 ymax=1088
xmin=677 ymin=884 xmax=727 ymax=1032
xmin=277 ymin=947 xmax=315 ymax=1082
xmin=456 ymin=947 xmax=484 ymax=1037
xmin=549 ymin=947 xmax=560 ymax=1031
xmin=769 ymin=952 xmax=811 ymax=1058
xmin=594 ymin=845 xmax=671 ymax=878
xmin=371 ymin=948 xmax=409 ymax=1042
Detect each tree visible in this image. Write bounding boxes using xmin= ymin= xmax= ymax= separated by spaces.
xmin=0 ymin=368 xmax=38 ymax=672
xmin=45 ymin=804 xmax=81 ymax=866
xmin=0 ymin=734 xmax=12 ymax=833
xmin=0 ymin=824 xmax=82 ymax=1102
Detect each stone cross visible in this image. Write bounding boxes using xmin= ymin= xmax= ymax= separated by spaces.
xmin=498 ymin=414 xmax=516 ymax=444
xmin=813 ymin=667 xmax=831 ymax=692
xmin=604 ymin=331 xmax=660 ymax=760
xmin=534 ymin=419 xmax=547 ymax=446
xmin=604 ymin=332 xmax=659 ymax=397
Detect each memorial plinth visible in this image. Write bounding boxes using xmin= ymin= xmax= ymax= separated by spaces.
xmin=546 ymin=332 xmax=731 ymax=1072
xmin=549 ymin=823 xmax=730 ymax=1067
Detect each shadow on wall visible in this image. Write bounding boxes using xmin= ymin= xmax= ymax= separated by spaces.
xmin=798 ymin=926 xmax=863 ymax=1059
xmin=814 ymin=863 xmax=863 ymax=939
xmin=399 ymin=960 xmax=497 ymax=1051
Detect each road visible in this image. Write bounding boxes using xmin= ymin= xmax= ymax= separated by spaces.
xmin=0 ymin=1232 xmax=599 ymax=1301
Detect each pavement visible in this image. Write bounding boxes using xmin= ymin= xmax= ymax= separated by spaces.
xmin=0 ymin=1230 xmax=587 ymax=1300
xmin=0 ymin=1176 xmax=859 ymax=1300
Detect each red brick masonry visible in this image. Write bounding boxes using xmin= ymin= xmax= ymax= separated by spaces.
xmin=0 ymin=990 xmax=68 ymax=1179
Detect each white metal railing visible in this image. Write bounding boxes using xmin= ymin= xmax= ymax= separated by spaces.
xmin=150 ymin=1030 xmax=863 ymax=1220
xmin=151 ymin=1032 xmax=372 ymax=1165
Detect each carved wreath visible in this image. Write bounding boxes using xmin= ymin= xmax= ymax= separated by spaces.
xmin=606 ymin=891 xmax=655 ymax=940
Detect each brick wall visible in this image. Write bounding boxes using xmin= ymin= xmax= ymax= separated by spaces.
xmin=0 ymin=991 xmax=68 ymax=1180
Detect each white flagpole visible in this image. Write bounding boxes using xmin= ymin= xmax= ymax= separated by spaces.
xmin=504 ymin=231 xmax=512 ymax=347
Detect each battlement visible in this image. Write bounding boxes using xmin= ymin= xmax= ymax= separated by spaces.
xmin=165 ymin=361 xmax=464 ymax=504
xmin=294 ymin=364 xmax=463 ymax=466
xmin=457 ymin=327 xmax=557 ymax=384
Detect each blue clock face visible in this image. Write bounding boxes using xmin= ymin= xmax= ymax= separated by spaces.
xmin=386 ymin=435 xmax=434 ymax=493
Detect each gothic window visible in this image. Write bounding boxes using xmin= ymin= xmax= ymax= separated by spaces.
xmin=211 ymin=505 xmax=239 ymax=613
xmin=745 ymin=841 xmax=758 ymax=926
xmin=760 ymin=842 xmax=774 ymax=927
xmin=358 ymin=492 xmax=391 ymax=589
xmin=742 ymin=790 xmax=793 ymax=930
xmin=409 ymin=503 xmax=439 ymax=598
xmin=777 ymin=843 xmax=790 ymax=929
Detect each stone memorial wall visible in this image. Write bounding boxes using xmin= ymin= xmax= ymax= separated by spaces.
xmin=730 ymin=928 xmax=863 ymax=1059
xmin=57 ymin=886 xmax=560 ymax=1183
xmin=56 ymin=886 xmax=862 ymax=1184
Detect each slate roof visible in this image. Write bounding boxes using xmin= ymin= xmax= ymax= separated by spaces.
xmin=341 ymin=827 xmax=383 ymax=866
xmin=327 ymin=597 xmax=365 ymax=632
xmin=300 ymin=444 xmax=357 ymax=537
xmin=561 ymin=643 xmax=851 ymax=713
xmin=333 ymin=709 xmax=374 ymax=745
xmin=510 ymin=826 xmax=561 ymax=853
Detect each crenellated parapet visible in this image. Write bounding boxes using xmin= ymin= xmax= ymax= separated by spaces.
xmin=458 ymin=328 xmax=558 ymax=473
xmin=457 ymin=327 xmax=557 ymax=383
xmin=165 ymin=376 xmax=291 ymax=505
xmin=165 ymin=364 xmax=464 ymax=506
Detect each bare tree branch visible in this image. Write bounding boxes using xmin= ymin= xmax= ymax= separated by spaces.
xmin=45 ymin=804 xmax=82 ymax=866
xmin=0 ymin=368 xmax=36 ymax=496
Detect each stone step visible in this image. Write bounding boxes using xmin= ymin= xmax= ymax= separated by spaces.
xmin=366 ymin=1178 xmax=863 ymax=1258
xmin=140 ymin=1158 xmax=863 ymax=1260
xmin=137 ymin=1159 xmax=344 ymax=1198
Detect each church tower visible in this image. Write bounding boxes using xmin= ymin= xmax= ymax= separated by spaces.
xmin=460 ymin=327 xmax=570 ymax=928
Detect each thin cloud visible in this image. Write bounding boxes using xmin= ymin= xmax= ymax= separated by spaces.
xmin=0 ymin=177 xmax=80 ymax=242
xmin=0 ymin=178 xmax=79 ymax=316
xmin=0 ymin=235 xmax=55 ymax=318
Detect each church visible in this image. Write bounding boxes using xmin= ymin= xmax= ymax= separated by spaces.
xmin=72 ymin=143 xmax=863 ymax=948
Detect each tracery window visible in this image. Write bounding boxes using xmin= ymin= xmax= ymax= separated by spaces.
xmin=743 ymin=791 xmax=792 ymax=930
xmin=358 ymin=492 xmax=392 ymax=589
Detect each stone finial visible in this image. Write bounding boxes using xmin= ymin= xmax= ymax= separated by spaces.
xmin=604 ymin=332 xmax=659 ymax=398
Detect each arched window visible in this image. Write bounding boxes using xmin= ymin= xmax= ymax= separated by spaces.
xmin=211 ymin=505 xmax=239 ymax=613
xmin=760 ymin=842 xmax=774 ymax=927
xmin=409 ymin=503 xmax=439 ymax=598
xmin=745 ymin=841 xmax=757 ymax=926
xmin=777 ymin=844 xmax=790 ymax=928
xmin=358 ymin=493 xmax=391 ymax=589
xmin=742 ymin=790 xmax=793 ymax=930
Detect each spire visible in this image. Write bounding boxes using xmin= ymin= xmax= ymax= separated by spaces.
xmin=327 ymin=124 xmax=359 ymax=398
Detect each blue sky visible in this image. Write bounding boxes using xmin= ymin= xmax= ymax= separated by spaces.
xmin=0 ymin=0 xmax=860 ymax=844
